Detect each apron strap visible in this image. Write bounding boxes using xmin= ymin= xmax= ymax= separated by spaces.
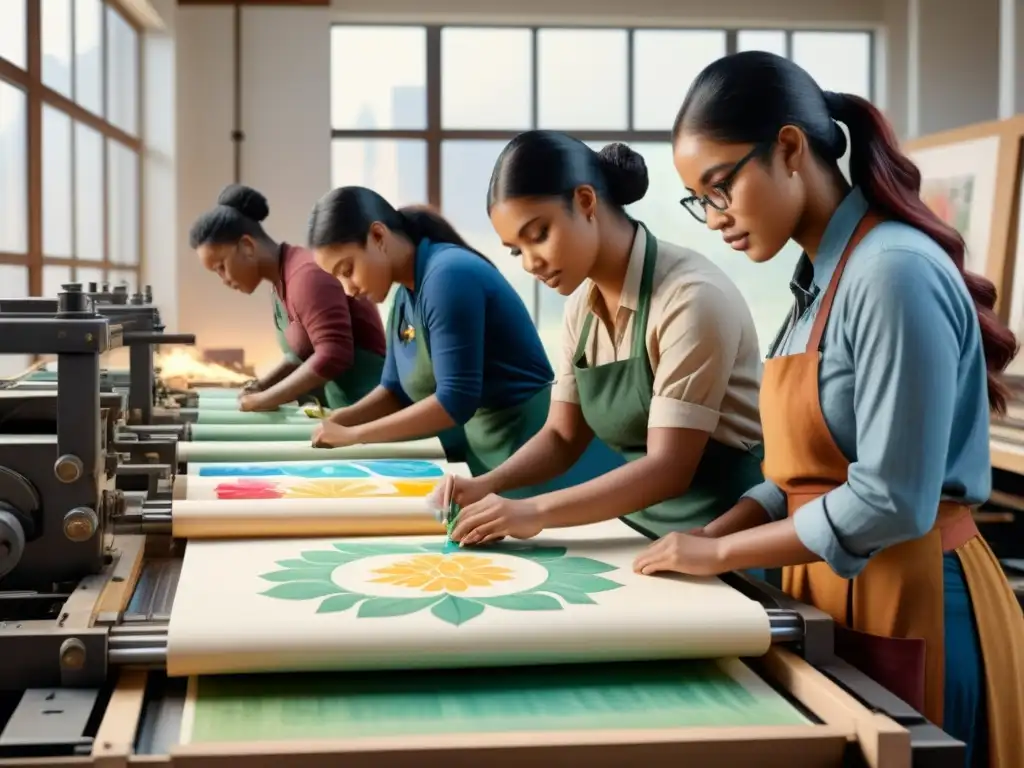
xmin=631 ymin=223 xmax=658 ymax=356
xmin=805 ymin=212 xmax=883 ymax=353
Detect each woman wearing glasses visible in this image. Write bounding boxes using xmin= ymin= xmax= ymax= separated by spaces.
xmin=190 ymin=184 xmax=387 ymax=411
xmin=640 ymin=51 xmax=1024 ymax=765
xmin=442 ymin=130 xmax=766 ymax=546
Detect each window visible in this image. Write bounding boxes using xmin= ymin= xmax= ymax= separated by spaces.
xmin=0 ymin=0 xmax=144 ymax=298
xmin=331 ymin=26 xmax=874 ymax=360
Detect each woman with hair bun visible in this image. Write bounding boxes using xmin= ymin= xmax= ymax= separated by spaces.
xmin=307 ymin=186 xmax=619 ymax=494
xmin=648 ymin=51 xmax=1024 ymax=765
xmin=188 ymin=184 xmax=387 ymax=412
xmin=444 ymin=130 xmax=765 ymax=547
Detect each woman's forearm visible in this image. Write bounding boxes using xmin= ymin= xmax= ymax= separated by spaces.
xmin=479 ymin=424 xmax=593 ymax=496
xmin=258 ymin=361 xmax=325 ymax=407
xmin=330 ymin=386 xmax=404 ymax=427
xmin=258 ymin=358 xmax=300 ymax=390
xmin=703 ymin=498 xmax=771 ymax=538
xmin=352 ymin=394 xmax=455 ymax=444
xmin=536 ymin=453 xmax=687 ymax=528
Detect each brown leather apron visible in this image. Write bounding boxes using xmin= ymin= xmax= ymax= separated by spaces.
xmin=759 ymin=212 xmax=1024 ymax=767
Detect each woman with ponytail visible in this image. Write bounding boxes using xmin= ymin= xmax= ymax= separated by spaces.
xmin=307 ymin=186 xmax=618 ymax=496
xmin=441 ymin=130 xmax=766 ymax=552
xmin=189 ymin=184 xmax=386 ymax=411
xmin=641 ymin=50 xmax=1024 ymax=765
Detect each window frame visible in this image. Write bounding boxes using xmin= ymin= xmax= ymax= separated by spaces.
xmin=330 ymin=23 xmax=876 ymax=323
xmin=0 ymin=0 xmax=144 ymax=296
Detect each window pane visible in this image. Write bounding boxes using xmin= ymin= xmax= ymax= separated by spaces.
xmin=441 ymin=140 xmax=536 ymax=326
xmin=43 ymin=106 xmax=72 ymax=257
xmin=108 ymin=141 xmax=138 ymax=264
xmin=106 ymin=6 xmax=138 ymax=134
xmin=43 ymin=264 xmax=73 ymax=297
xmin=537 ymin=29 xmax=627 ymax=130
xmin=330 ymin=139 xmax=427 ymax=207
xmin=76 ymin=265 xmax=104 ymax=288
xmin=442 ymin=28 xmax=531 ymax=130
xmin=330 ymin=26 xmax=426 ymax=130
xmin=737 ymin=30 xmax=787 ymax=56
xmin=633 ymin=30 xmax=725 ymax=131
xmin=75 ymin=0 xmax=103 ymax=115
xmin=75 ymin=122 xmax=103 ymax=261
xmin=792 ymin=32 xmax=871 ymax=99
xmin=0 ymin=264 xmax=29 ymax=376
xmin=0 ymin=82 xmax=28 ymax=253
xmin=42 ymin=0 xmax=73 ymax=96
xmin=0 ymin=0 xmax=26 ymax=68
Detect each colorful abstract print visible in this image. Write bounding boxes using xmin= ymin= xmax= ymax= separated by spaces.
xmin=196 ymin=459 xmax=444 ymax=480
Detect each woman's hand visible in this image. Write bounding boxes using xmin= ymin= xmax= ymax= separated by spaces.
xmin=311 ymin=421 xmax=360 ymax=448
xmin=632 ymin=530 xmax=727 ymax=577
xmin=238 ymin=393 xmax=277 ymax=412
xmin=450 ymin=495 xmax=545 ymax=546
xmin=240 ymin=379 xmax=263 ymax=395
xmin=427 ymin=474 xmax=494 ymax=516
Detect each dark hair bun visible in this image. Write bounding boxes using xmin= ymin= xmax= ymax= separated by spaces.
xmin=217 ymin=184 xmax=270 ymax=223
xmin=597 ymin=143 xmax=649 ymax=206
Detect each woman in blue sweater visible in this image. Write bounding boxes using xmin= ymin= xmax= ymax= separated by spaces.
xmin=306 ymin=187 xmax=618 ymax=491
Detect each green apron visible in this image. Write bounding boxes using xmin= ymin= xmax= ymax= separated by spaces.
xmin=272 ymin=293 xmax=384 ymax=410
xmin=572 ymin=223 xmax=765 ymax=539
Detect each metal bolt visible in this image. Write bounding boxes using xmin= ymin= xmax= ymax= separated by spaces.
xmin=63 ymin=508 xmax=98 ymax=542
xmin=54 ymin=454 xmax=84 ymax=483
xmin=59 ymin=638 xmax=86 ymax=670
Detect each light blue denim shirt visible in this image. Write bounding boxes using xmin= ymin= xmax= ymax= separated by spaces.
xmin=743 ymin=187 xmax=992 ymax=578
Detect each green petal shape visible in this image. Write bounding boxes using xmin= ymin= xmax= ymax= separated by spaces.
xmin=547 ymin=588 xmax=596 ymax=605
xmin=357 ymin=596 xmax=440 ymax=618
xmin=545 ymin=556 xmax=617 ymax=575
xmin=260 ymin=581 xmax=341 ymax=600
xmin=479 ymin=593 xmax=563 ymax=611
xmin=315 ymin=593 xmax=363 ymax=613
xmin=492 ymin=544 xmax=566 ymax=561
xmin=430 ymin=595 xmax=485 ymax=626
xmin=275 ymin=558 xmax=328 ymax=569
xmin=299 ymin=550 xmax=355 ymax=565
xmin=259 ymin=566 xmax=337 ymax=583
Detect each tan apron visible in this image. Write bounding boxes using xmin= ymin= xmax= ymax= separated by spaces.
xmin=760 ymin=212 xmax=1024 ymax=766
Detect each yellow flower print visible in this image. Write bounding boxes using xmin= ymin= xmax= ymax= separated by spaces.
xmin=370 ymin=554 xmax=514 ymax=593
xmin=281 ymin=479 xmax=438 ymax=499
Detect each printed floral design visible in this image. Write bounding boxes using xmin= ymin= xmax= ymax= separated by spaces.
xmin=198 ymin=459 xmax=444 ymax=480
xmin=258 ymin=540 xmax=622 ymax=627
xmin=369 ymin=554 xmax=514 ymax=593
xmin=214 ymin=479 xmax=284 ymax=500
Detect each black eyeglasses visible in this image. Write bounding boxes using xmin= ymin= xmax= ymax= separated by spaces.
xmin=680 ymin=142 xmax=772 ymax=223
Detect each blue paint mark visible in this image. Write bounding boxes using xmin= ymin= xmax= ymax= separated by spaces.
xmin=197 ymin=463 xmax=372 ymax=478
xmin=356 ymin=460 xmax=444 ymax=478
xmin=195 ymin=459 xmax=443 ymax=479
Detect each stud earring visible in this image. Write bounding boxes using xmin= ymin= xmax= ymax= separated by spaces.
xmin=587 ymin=213 xmax=594 ymax=222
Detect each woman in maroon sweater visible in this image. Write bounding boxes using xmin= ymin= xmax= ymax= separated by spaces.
xmin=189 ymin=184 xmax=386 ymax=411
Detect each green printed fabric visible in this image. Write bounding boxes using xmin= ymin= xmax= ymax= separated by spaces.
xmin=190 ymin=423 xmax=317 ymax=442
xmin=189 ymin=660 xmax=806 ymax=743
xmin=194 ymin=408 xmax=314 ymax=426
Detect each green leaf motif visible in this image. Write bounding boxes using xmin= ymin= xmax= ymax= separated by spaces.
xmin=357 ymin=596 xmax=439 ymax=618
xmin=544 ymin=572 xmax=622 ymax=595
xmin=431 ymin=595 xmax=485 ymax=626
xmin=316 ymin=593 xmax=363 ymax=613
xmin=259 ymin=566 xmax=337 ymax=583
xmin=545 ymin=556 xmax=617 ymax=575
xmin=299 ymin=550 xmax=354 ymax=565
xmin=548 ymin=588 xmax=596 ymax=605
xmin=275 ymin=558 xmax=328 ymax=569
xmin=492 ymin=544 xmax=567 ymax=561
xmin=479 ymin=593 xmax=563 ymax=611
xmin=259 ymin=581 xmax=341 ymax=600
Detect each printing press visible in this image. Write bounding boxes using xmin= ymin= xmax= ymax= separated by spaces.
xmin=0 ymin=286 xmax=968 ymax=767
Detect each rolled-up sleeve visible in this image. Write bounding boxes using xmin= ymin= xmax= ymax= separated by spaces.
xmin=648 ymin=283 xmax=742 ymax=432
xmin=552 ymin=290 xmax=585 ymax=405
xmin=420 ymin=265 xmax=485 ymax=425
xmin=742 ymin=479 xmax=789 ymax=522
xmin=792 ymin=249 xmax=963 ymax=578
xmin=289 ymin=267 xmax=354 ymax=380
